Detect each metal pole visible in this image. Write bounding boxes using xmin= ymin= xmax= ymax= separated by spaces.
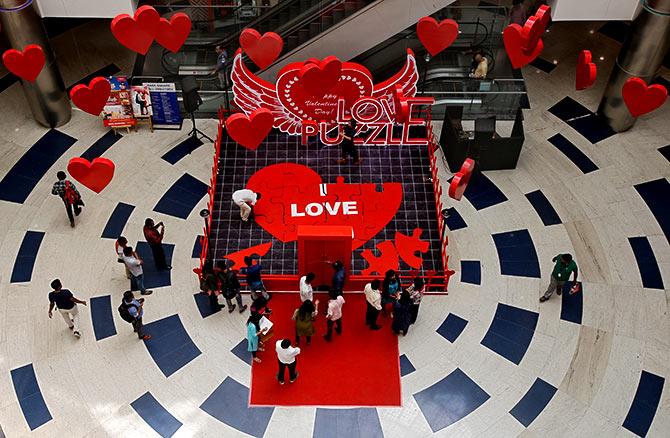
xmin=0 ymin=0 xmax=71 ymax=128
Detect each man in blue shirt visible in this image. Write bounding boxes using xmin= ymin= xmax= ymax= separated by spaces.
xmin=123 ymin=291 xmax=151 ymax=340
xmin=331 ymin=261 xmax=346 ymax=296
xmin=210 ymin=45 xmax=228 ymax=88
xmin=242 ymin=256 xmax=271 ymax=301
xmin=48 ymin=279 xmax=87 ymax=338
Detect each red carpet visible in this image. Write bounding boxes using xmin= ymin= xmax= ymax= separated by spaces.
xmin=249 ymin=293 xmax=401 ymax=407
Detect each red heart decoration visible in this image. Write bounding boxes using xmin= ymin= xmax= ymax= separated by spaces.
xmin=622 ymin=77 xmax=668 ymax=117
xmin=504 ymin=24 xmax=544 ymax=69
xmin=239 ymin=29 xmax=283 ymax=70
xmin=226 ymin=107 xmax=274 ymax=151
xmin=246 ymin=163 xmax=402 ymax=250
xmin=521 ymin=5 xmax=550 ymax=56
xmin=448 ymin=158 xmax=475 ymax=200
xmin=392 ymin=84 xmax=410 ymax=123
xmin=299 ymin=56 xmax=342 ymax=98
xmin=416 ymin=17 xmax=459 ymax=56
xmin=67 ymin=157 xmax=115 ymax=193
xmin=2 ymin=44 xmax=45 ymax=82
xmin=70 ymin=77 xmax=111 ymax=116
xmin=110 ymin=5 xmax=160 ymax=55
xmin=155 ymin=13 xmax=192 ymax=53
xmin=576 ymin=50 xmax=596 ymax=91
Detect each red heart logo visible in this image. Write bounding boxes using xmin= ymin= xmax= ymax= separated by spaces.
xmin=226 ymin=107 xmax=274 ymax=151
xmin=67 ymin=157 xmax=115 ymax=193
xmin=521 ymin=5 xmax=550 ymax=56
xmin=111 ymin=5 xmax=160 ymax=55
xmin=416 ymin=17 xmax=459 ymax=56
xmin=448 ymin=158 xmax=475 ymax=201
xmin=576 ymin=50 xmax=596 ymax=91
xmin=504 ymin=24 xmax=544 ymax=69
xmin=2 ymin=44 xmax=45 ymax=82
xmin=155 ymin=13 xmax=192 ymax=53
xmin=246 ymin=163 xmax=402 ymax=250
xmin=239 ymin=29 xmax=283 ymax=70
xmin=299 ymin=56 xmax=342 ymax=98
xmin=70 ymin=77 xmax=111 ymax=116
xmin=622 ymin=77 xmax=668 ymax=117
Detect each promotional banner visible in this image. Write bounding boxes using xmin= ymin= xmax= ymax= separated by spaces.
xmin=130 ymin=86 xmax=153 ymax=116
xmin=144 ymin=82 xmax=182 ymax=129
xmin=102 ymin=76 xmax=136 ymax=127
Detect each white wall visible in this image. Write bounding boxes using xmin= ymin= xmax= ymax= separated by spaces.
xmin=547 ymin=0 xmax=642 ymax=21
xmin=36 ymin=0 xmax=138 ymax=18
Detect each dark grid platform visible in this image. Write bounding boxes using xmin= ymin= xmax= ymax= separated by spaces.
xmin=210 ymin=129 xmax=442 ymax=276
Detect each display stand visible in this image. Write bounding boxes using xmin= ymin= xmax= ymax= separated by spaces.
xmin=134 ymin=115 xmax=154 ymax=132
xmin=112 ymin=125 xmax=133 ymax=135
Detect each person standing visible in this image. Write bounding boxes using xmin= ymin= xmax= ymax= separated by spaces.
xmin=293 ymin=299 xmax=319 ymax=345
xmin=323 ymin=290 xmax=345 ymax=342
xmin=471 ymin=54 xmax=488 ymax=79
xmin=48 ymin=279 xmax=87 ymax=339
xmin=200 ymin=259 xmax=224 ymax=311
xmin=143 ymin=218 xmax=171 ymax=270
xmin=381 ymin=270 xmax=400 ymax=317
xmin=51 ymin=171 xmax=84 ymax=228
xmin=247 ymin=312 xmax=266 ymax=363
xmin=211 ymin=45 xmax=228 ymax=89
xmin=391 ymin=291 xmax=412 ymax=336
xmin=232 ymin=189 xmax=261 ymax=222
xmin=509 ymin=0 xmax=527 ymax=25
xmin=540 ymin=253 xmax=578 ymax=302
xmin=115 ymin=236 xmax=131 ymax=279
xmin=337 ymin=119 xmax=362 ymax=165
xmin=331 ymin=261 xmax=345 ymax=296
xmin=407 ymin=276 xmax=425 ymax=325
xmin=242 ymin=256 xmax=270 ymax=301
xmin=122 ymin=246 xmax=153 ymax=296
xmin=276 ymin=339 xmax=300 ymax=385
xmin=299 ymin=272 xmax=315 ymax=302
xmin=122 ymin=291 xmax=151 ymax=340
xmin=217 ymin=260 xmax=248 ymax=313
xmin=364 ymin=280 xmax=383 ymax=330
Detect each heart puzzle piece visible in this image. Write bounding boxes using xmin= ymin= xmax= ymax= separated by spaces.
xmin=67 ymin=157 xmax=115 ymax=193
xmin=416 ymin=17 xmax=459 ymax=56
xmin=576 ymin=50 xmax=596 ymax=90
xmin=70 ymin=77 xmax=111 ymax=116
xmin=2 ymin=44 xmax=45 ymax=82
xmin=448 ymin=158 xmax=475 ymax=201
xmin=239 ymin=29 xmax=283 ymax=70
xmin=622 ymin=77 xmax=668 ymax=117
xmin=226 ymin=107 xmax=275 ymax=151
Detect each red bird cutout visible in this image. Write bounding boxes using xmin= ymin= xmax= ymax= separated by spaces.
xmin=622 ymin=77 xmax=668 ymax=117
xmin=226 ymin=107 xmax=275 ymax=151
xmin=576 ymin=50 xmax=596 ymax=90
xmin=416 ymin=17 xmax=459 ymax=56
xmin=448 ymin=158 xmax=475 ymax=201
xmin=155 ymin=13 xmax=192 ymax=53
xmin=70 ymin=77 xmax=111 ymax=116
xmin=299 ymin=56 xmax=342 ymax=98
xmin=110 ymin=5 xmax=160 ymax=55
xmin=2 ymin=44 xmax=45 ymax=82
xmin=239 ymin=29 xmax=283 ymax=70
xmin=67 ymin=157 xmax=115 ymax=193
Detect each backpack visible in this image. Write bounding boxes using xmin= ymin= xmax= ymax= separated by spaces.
xmin=63 ymin=181 xmax=78 ymax=204
xmin=118 ymin=301 xmax=138 ymax=323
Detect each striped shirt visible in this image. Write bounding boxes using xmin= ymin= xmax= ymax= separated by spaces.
xmin=51 ymin=180 xmax=80 ymax=199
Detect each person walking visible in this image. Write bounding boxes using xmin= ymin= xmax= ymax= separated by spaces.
xmin=210 ymin=45 xmax=228 ymax=89
xmin=122 ymin=246 xmax=153 ymax=296
xmin=121 ymin=291 xmax=151 ymax=340
xmin=299 ymin=272 xmax=315 ymax=302
xmin=276 ymin=339 xmax=300 ymax=385
xmin=232 ymin=189 xmax=261 ymax=222
xmin=217 ymin=260 xmax=248 ymax=313
xmin=509 ymin=0 xmax=527 ymax=25
xmin=364 ymin=280 xmax=383 ymax=330
xmin=407 ymin=276 xmax=425 ymax=324
xmin=200 ymin=259 xmax=224 ymax=311
xmin=323 ymin=290 xmax=345 ymax=342
xmin=540 ymin=253 xmax=578 ymax=302
xmin=51 ymin=171 xmax=84 ymax=227
xmin=143 ymin=218 xmax=171 ymax=270
xmin=48 ymin=279 xmax=87 ymax=339
xmin=293 ymin=299 xmax=319 ymax=345
xmin=242 ymin=256 xmax=270 ymax=301
xmin=247 ymin=312 xmax=266 ymax=363
xmin=115 ymin=236 xmax=131 ymax=279
xmin=391 ymin=291 xmax=412 ymax=336
xmin=337 ymin=119 xmax=362 ymax=165
xmin=381 ymin=270 xmax=400 ymax=317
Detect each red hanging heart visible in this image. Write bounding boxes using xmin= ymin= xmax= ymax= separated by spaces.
xmin=576 ymin=50 xmax=596 ymax=91
xmin=504 ymin=24 xmax=544 ymax=69
xmin=416 ymin=17 xmax=459 ymax=56
xmin=521 ymin=5 xmax=551 ymax=56
xmin=299 ymin=56 xmax=342 ymax=98
xmin=239 ymin=29 xmax=283 ymax=70
xmin=226 ymin=107 xmax=274 ymax=151
xmin=67 ymin=157 xmax=116 ymax=193
xmin=622 ymin=77 xmax=668 ymax=117
xmin=393 ymin=84 xmax=410 ymax=123
xmin=448 ymin=158 xmax=475 ymax=200
xmin=70 ymin=77 xmax=111 ymax=116
xmin=110 ymin=5 xmax=160 ymax=55
xmin=155 ymin=13 xmax=192 ymax=53
xmin=2 ymin=44 xmax=45 ymax=82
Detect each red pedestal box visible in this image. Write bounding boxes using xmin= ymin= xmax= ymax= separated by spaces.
xmin=297 ymin=225 xmax=353 ymax=287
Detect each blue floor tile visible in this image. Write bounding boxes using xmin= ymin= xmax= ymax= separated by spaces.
xmin=200 ymin=377 xmax=274 ymax=438
xmin=0 ymin=129 xmax=77 ymax=204
xmin=65 ymin=64 xmax=120 ymax=93
xmin=623 ymin=371 xmax=665 ymax=437
xmin=462 ymin=174 xmax=508 ymax=210
xmin=628 ymin=237 xmax=664 ymax=290
xmin=80 ymin=131 xmax=122 ymax=161
xmin=436 ymin=313 xmax=468 ymax=343
xmin=460 ymin=260 xmax=481 ymax=285
xmin=567 ymin=114 xmax=615 ymax=144
xmin=399 ymin=354 xmax=416 ymax=377
xmin=0 ymin=72 xmax=19 ymax=93
xmin=10 ymin=364 xmax=52 ymax=430
xmin=529 ymin=57 xmax=556 ymax=73
xmin=192 ymin=235 xmax=204 ymax=258
xmin=509 ymin=378 xmax=557 ymax=427
xmin=161 ymin=137 xmax=204 ymax=165
xmin=153 ymin=173 xmax=209 ymax=219
xmin=143 ymin=315 xmax=201 ymax=377
xmin=90 ymin=295 xmax=117 ymax=341
xmin=548 ymin=134 xmax=599 ymax=174
xmin=10 ymin=231 xmax=45 ymax=283
xmin=547 ymin=96 xmax=591 ymax=121
xmin=101 ymin=202 xmax=135 ymax=239
xmin=131 ymin=392 xmax=182 ymax=438
xmin=194 ymin=293 xmax=221 ymax=318
xmin=492 ymin=229 xmax=541 ymax=278
xmin=481 ymin=303 xmax=538 ymax=365
xmin=560 ymin=281 xmax=583 ymax=324
xmin=231 ymin=338 xmax=251 ymax=365
xmin=445 ymin=207 xmax=467 ymax=231
xmin=130 ymin=242 xmax=173 ymax=291
xmin=413 ymin=368 xmax=490 ymax=432
xmin=525 ymin=190 xmax=562 ymax=226
xmin=634 ymin=179 xmax=670 ymax=245
xmin=314 ymin=408 xmax=384 ymax=438
xmin=659 ymin=145 xmax=670 ymax=162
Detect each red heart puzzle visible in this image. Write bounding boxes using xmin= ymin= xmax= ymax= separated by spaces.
xmin=70 ymin=77 xmax=111 ymax=116
xmin=2 ymin=44 xmax=45 ymax=82
xmin=111 ymin=5 xmax=160 ymax=55
xmin=299 ymin=56 xmax=342 ymax=98
xmin=239 ymin=29 xmax=283 ymax=70
xmin=622 ymin=77 xmax=668 ymax=117
xmin=504 ymin=24 xmax=544 ymax=69
xmin=576 ymin=50 xmax=596 ymax=91
xmin=67 ymin=157 xmax=115 ymax=193
xmin=448 ymin=158 xmax=475 ymax=200
xmin=155 ymin=13 xmax=192 ymax=53
xmin=226 ymin=107 xmax=274 ymax=151
xmin=416 ymin=17 xmax=459 ymax=56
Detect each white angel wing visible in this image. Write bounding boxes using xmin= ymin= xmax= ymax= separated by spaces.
xmin=371 ymin=49 xmax=419 ymax=109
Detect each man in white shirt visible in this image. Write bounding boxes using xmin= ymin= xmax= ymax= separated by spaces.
xmin=364 ymin=279 xmax=383 ymax=330
xmin=299 ymin=272 xmax=315 ymax=302
xmin=323 ymin=290 xmax=345 ymax=342
xmin=276 ymin=338 xmax=300 ymax=384
xmin=232 ymin=189 xmax=261 ymax=222
xmin=122 ymin=246 xmax=153 ymax=296
xmin=115 ymin=236 xmax=131 ymax=279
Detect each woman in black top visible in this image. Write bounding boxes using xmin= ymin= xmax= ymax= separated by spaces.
xmin=338 ymin=119 xmax=362 ymax=165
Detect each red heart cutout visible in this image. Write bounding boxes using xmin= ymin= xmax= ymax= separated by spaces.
xmin=299 ymin=56 xmax=342 ymax=98
xmin=246 ymin=163 xmax=402 ymax=250
xmin=155 ymin=13 xmax=192 ymax=53
xmin=576 ymin=50 xmax=596 ymax=91
xmin=70 ymin=77 xmax=111 ymax=116
xmin=239 ymin=29 xmax=283 ymax=70
xmin=504 ymin=24 xmax=544 ymax=69
xmin=2 ymin=44 xmax=45 ymax=82
xmin=67 ymin=157 xmax=115 ymax=193
xmin=448 ymin=158 xmax=475 ymax=200
xmin=110 ymin=5 xmax=160 ymax=55
xmin=392 ymin=84 xmax=410 ymax=123
xmin=416 ymin=17 xmax=459 ymax=56
xmin=226 ymin=107 xmax=274 ymax=151
xmin=622 ymin=77 xmax=668 ymax=117
xmin=521 ymin=5 xmax=550 ymax=56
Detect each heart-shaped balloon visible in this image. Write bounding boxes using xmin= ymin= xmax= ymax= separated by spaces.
xmin=239 ymin=29 xmax=283 ymax=70
xmin=622 ymin=77 xmax=668 ymax=117
xmin=2 ymin=44 xmax=45 ymax=82
xmin=67 ymin=157 xmax=115 ymax=193
xmin=521 ymin=5 xmax=551 ymax=56
xmin=448 ymin=158 xmax=475 ymax=200
xmin=226 ymin=107 xmax=274 ymax=151
xmin=70 ymin=77 xmax=111 ymax=116
xmin=155 ymin=13 xmax=192 ymax=53
xmin=504 ymin=24 xmax=544 ymax=69
xmin=299 ymin=56 xmax=342 ymax=97
xmin=576 ymin=50 xmax=596 ymax=91
xmin=416 ymin=17 xmax=459 ymax=56
xmin=110 ymin=5 xmax=160 ymax=55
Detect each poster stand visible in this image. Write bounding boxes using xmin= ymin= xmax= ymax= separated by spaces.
xmin=135 ymin=115 xmax=154 ymax=133
xmin=112 ymin=125 xmax=133 ymax=135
